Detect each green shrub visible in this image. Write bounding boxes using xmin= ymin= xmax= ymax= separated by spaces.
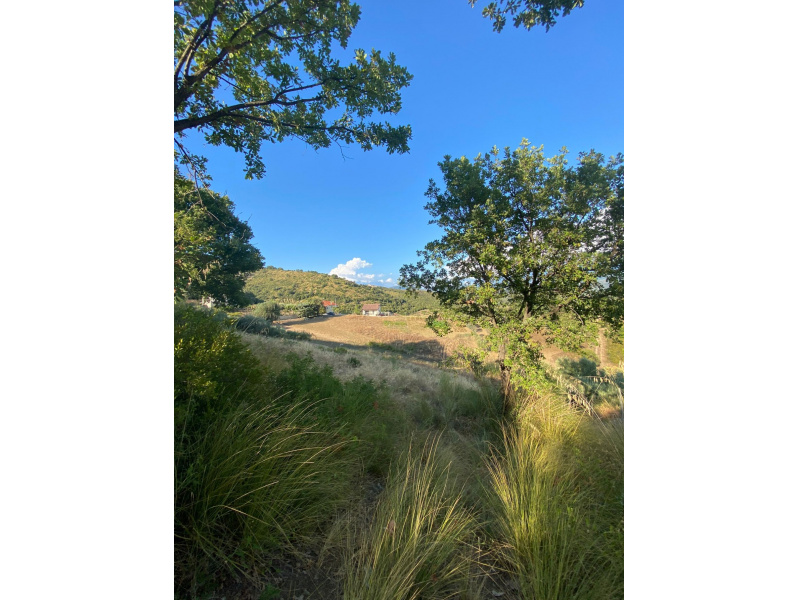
xmin=425 ymin=311 xmax=452 ymax=337
xmin=234 ymin=314 xmax=273 ymax=335
xmin=174 ymin=303 xmax=266 ymax=444
xmin=174 ymin=304 xmax=355 ymax=598
xmin=297 ymin=299 xmax=322 ymax=318
xmin=554 ymin=358 xmax=624 ymax=410
xmin=234 ymin=315 xmax=311 ymax=340
xmin=252 ymin=300 xmax=281 ymax=322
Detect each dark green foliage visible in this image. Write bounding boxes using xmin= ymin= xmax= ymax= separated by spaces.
xmin=175 ymin=304 xmax=358 ymax=598
xmin=252 ymin=301 xmax=281 ymax=322
xmin=400 ymin=140 xmax=623 ymax=402
xmin=243 ymin=266 xmax=441 ymax=315
xmin=174 ymin=174 xmax=264 ymax=306
xmin=471 ymin=0 xmax=585 ymax=32
xmin=174 ymin=0 xmax=413 ymax=180
xmin=234 ymin=314 xmax=273 ymax=336
xmin=556 ymin=357 xmax=624 ymax=407
xmin=297 ymin=299 xmax=322 ymax=318
xmin=558 ymin=356 xmax=598 ymax=378
xmin=174 ymin=303 xmax=266 ymax=439
xmin=234 ymin=315 xmax=311 ymax=340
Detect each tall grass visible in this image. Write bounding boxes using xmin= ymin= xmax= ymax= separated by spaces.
xmin=343 ymin=436 xmax=479 ymax=600
xmin=176 ymin=303 xmax=623 ymax=598
xmin=487 ymin=396 xmax=624 ymax=599
xmin=175 ymin=395 xmax=355 ymax=597
xmin=175 ymin=303 xmax=359 ymax=598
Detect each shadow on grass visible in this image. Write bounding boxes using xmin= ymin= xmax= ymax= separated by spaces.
xmin=297 ymin=337 xmax=450 ymax=366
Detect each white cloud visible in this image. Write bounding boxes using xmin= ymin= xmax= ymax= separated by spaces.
xmin=330 ymin=259 xmax=397 ymax=286
xmin=330 ymin=257 xmax=375 ymax=283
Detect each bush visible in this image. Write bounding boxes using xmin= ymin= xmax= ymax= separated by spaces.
xmin=555 ymin=358 xmax=624 ymax=410
xmin=174 ymin=303 xmax=354 ymax=598
xmin=234 ymin=315 xmax=311 ymax=340
xmin=174 ymin=303 xmax=266 ymax=442
xmin=297 ymin=299 xmax=322 ymax=318
xmin=426 ymin=311 xmax=452 ymax=337
xmin=233 ymin=314 xmax=273 ymax=336
xmin=252 ymin=300 xmax=281 ymax=322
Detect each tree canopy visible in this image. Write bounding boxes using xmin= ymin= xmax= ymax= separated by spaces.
xmin=174 ymin=0 xmax=413 ymax=180
xmin=175 ymin=174 xmax=264 ymax=306
xmin=400 ymin=140 xmax=623 ymax=403
xmin=470 ymin=0 xmax=585 ymax=32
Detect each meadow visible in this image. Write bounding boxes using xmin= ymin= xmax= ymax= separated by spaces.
xmin=175 ymin=303 xmax=623 ymax=599
xmin=274 ymin=314 xmax=622 ymax=371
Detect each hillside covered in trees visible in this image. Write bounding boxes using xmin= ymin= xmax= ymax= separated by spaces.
xmin=244 ymin=266 xmax=440 ymax=314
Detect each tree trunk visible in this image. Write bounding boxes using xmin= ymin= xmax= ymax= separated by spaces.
xmin=500 ymin=362 xmax=513 ymax=416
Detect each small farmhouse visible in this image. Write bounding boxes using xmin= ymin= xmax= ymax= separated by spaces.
xmin=362 ymin=303 xmax=380 ymax=316
xmin=322 ymin=300 xmax=337 ymax=315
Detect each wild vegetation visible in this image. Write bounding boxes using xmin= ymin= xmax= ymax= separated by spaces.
xmin=175 ymin=300 xmax=623 ymax=598
xmin=174 ymin=173 xmax=265 ymax=307
xmin=400 ymin=140 xmax=623 ymax=413
xmin=244 ymin=267 xmax=441 ymax=315
xmin=174 ymin=2 xmax=622 ymax=598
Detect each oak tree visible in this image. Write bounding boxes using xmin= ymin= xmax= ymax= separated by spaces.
xmin=399 ymin=140 xmax=623 ymax=409
xmin=174 ymin=0 xmax=413 ymax=180
xmin=174 ymin=173 xmax=264 ymax=306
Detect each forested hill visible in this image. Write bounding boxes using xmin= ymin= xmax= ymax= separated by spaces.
xmin=243 ymin=267 xmax=440 ymax=315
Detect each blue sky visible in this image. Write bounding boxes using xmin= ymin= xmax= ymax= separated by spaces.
xmin=182 ymin=0 xmax=623 ymax=286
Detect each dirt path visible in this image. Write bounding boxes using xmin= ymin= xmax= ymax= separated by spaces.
xmin=597 ymin=329 xmax=608 ymax=367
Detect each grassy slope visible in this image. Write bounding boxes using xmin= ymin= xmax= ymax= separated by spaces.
xmin=176 ymin=304 xmax=623 ymax=599
xmin=243 ymin=266 xmax=441 ymax=315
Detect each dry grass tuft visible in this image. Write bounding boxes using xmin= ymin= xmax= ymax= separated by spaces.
xmin=239 ymin=333 xmax=482 ymax=408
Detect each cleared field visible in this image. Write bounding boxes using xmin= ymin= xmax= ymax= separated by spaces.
xmin=279 ymin=314 xmax=475 ymax=361
xmin=278 ymin=314 xmax=615 ymax=368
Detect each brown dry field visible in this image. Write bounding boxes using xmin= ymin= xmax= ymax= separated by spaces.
xmin=278 ymin=314 xmax=609 ymax=367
